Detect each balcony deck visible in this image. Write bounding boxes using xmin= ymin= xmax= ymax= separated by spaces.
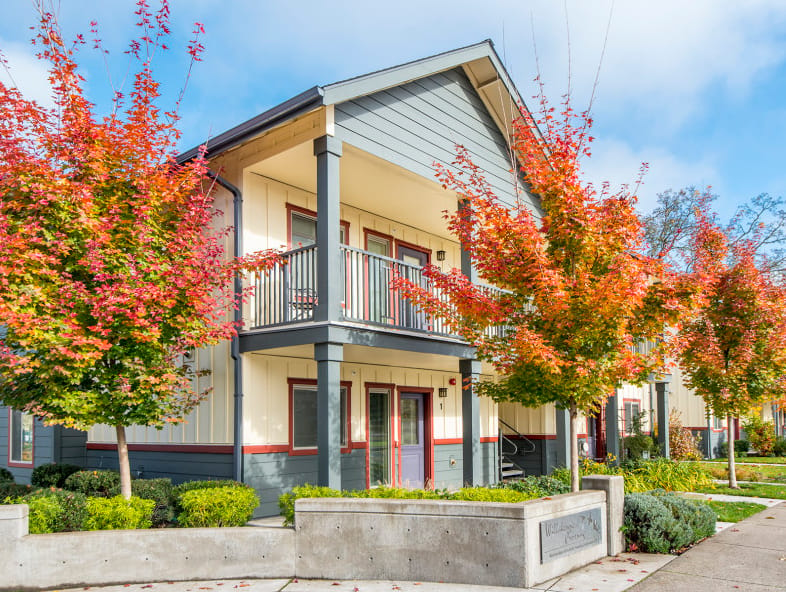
xmin=246 ymin=244 xmax=507 ymax=342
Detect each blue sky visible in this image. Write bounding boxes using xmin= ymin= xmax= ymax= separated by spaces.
xmin=3 ymin=0 xmax=786 ymax=218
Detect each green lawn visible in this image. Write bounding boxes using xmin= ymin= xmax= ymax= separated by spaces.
xmin=699 ymin=482 xmax=786 ymax=500
xmin=703 ymin=500 xmax=767 ymax=522
xmin=697 ymin=461 xmax=786 ymax=483
xmin=709 ymin=456 xmax=786 ymax=465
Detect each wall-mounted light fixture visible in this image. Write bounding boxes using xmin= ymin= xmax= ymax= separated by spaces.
xmin=438 ymin=387 xmax=449 ymax=398
xmin=436 ymin=250 xmax=446 ymax=261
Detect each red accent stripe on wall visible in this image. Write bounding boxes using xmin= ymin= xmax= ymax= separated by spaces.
xmin=433 ymin=437 xmax=499 ymax=445
xmin=241 ymin=445 xmax=289 ymax=454
xmin=506 ymin=434 xmax=556 ymax=440
xmin=351 ymin=441 xmax=368 ymax=450
xmin=86 ymin=443 xmax=233 ymax=454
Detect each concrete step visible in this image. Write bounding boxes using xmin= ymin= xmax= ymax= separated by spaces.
xmin=502 ymin=468 xmax=524 ymax=478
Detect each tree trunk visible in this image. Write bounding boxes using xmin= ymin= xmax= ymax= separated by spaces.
xmin=727 ymin=414 xmax=738 ymax=489
xmin=570 ymin=403 xmax=580 ymax=492
xmin=116 ymin=425 xmax=132 ymax=499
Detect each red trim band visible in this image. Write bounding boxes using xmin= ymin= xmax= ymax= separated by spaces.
xmin=86 ymin=443 xmax=233 ymax=454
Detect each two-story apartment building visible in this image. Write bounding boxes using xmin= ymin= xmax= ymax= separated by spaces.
xmin=2 ymin=40 xmax=541 ymax=516
xmin=2 ymin=40 xmax=740 ymax=515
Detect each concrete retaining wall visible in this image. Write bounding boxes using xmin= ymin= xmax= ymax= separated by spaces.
xmin=0 ymin=475 xmax=623 ymax=591
xmin=0 ymin=505 xmax=295 ymax=591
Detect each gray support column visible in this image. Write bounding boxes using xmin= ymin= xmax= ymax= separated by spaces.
xmin=460 ymin=359 xmax=483 ymax=486
xmin=655 ymin=378 xmax=671 ymax=458
xmin=314 ymin=136 xmax=343 ymax=323
xmin=315 ymin=342 xmax=344 ymax=489
xmin=605 ymin=390 xmax=620 ymax=465
xmin=458 ymin=199 xmax=478 ymax=283
xmin=555 ymin=407 xmax=571 ymax=469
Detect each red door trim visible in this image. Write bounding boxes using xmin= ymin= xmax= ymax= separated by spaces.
xmin=396 ymin=386 xmax=434 ymax=488
xmin=364 ymin=382 xmax=396 ymax=489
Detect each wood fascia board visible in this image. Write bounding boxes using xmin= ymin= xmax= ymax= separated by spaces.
xmin=232 ymin=106 xmax=329 ymax=170
xmin=321 ymin=42 xmax=494 ymax=105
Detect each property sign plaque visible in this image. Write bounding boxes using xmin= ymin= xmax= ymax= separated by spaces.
xmin=540 ymin=508 xmax=603 ymax=563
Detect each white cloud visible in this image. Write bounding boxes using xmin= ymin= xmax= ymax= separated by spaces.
xmin=0 ymin=39 xmax=53 ymax=108
xmin=580 ymin=137 xmax=720 ymax=213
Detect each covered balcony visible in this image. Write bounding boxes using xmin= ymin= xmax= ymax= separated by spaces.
xmin=247 ymin=243 xmax=508 ymax=340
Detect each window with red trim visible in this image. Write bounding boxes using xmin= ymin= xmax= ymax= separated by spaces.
xmin=623 ymin=400 xmax=641 ymax=434
xmin=287 ymin=204 xmax=349 ymax=249
xmin=9 ymin=409 xmax=33 ymax=465
xmin=290 ymin=380 xmax=350 ymax=451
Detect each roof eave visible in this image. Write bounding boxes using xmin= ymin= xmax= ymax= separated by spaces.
xmin=177 ymin=86 xmax=324 ymax=164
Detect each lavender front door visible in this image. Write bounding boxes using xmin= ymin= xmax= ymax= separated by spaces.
xmin=400 ymin=393 xmax=425 ymax=488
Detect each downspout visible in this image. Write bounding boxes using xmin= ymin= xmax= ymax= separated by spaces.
xmin=208 ymin=172 xmax=244 ymax=483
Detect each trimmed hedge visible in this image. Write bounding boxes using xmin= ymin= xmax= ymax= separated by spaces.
xmin=177 ymin=486 xmax=259 ymax=527
xmin=622 ymin=490 xmax=715 ymax=553
xmin=501 ymin=475 xmax=570 ymax=497
xmin=131 ymin=478 xmax=175 ymax=527
xmin=0 ymin=481 xmax=36 ymax=501
xmin=0 ymin=467 xmax=13 ymax=482
xmin=278 ymin=484 xmax=549 ymax=527
xmin=64 ymin=470 xmax=120 ymax=497
xmin=84 ymin=496 xmax=155 ymax=530
xmin=6 ymin=489 xmax=88 ymax=533
xmin=31 ymin=463 xmax=82 ymax=488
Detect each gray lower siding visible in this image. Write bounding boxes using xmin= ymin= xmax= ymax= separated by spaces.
xmin=246 ymin=443 xmax=498 ymax=518
xmin=434 ymin=442 xmax=498 ymax=489
xmin=84 ymin=449 xmax=233 ymax=483
xmin=244 ymin=449 xmax=366 ymax=518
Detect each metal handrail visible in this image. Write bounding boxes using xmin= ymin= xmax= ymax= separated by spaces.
xmin=499 ymin=418 xmax=536 ymax=453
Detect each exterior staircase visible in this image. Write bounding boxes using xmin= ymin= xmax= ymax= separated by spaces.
xmin=498 ymin=418 xmax=536 ymax=482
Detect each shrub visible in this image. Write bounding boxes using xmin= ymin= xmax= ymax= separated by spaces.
xmin=351 ymin=487 xmax=444 ymax=500
xmin=22 ymin=493 xmax=62 ymax=534
xmin=0 ymin=481 xmax=36 ymax=501
xmin=131 ymin=478 xmax=175 ymax=527
xmin=7 ymin=489 xmax=88 ymax=533
xmin=0 ymin=467 xmax=13 ymax=482
xmin=719 ymin=440 xmax=750 ymax=457
xmin=172 ymin=479 xmax=248 ymax=498
xmin=279 ymin=485 xmax=343 ymax=527
xmin=773 ymin=437 xmax=786 ymax=457
xmin=626 ymin=459 xmax=714 ymax=493
xmin=64 ymin=470 xmax=120 ymax=497
xmin=177 ymin=486 xmax=259 ymax=527
xmin=501 ymin=475 xmax=570 ymax=497
xmin=622 ymin=491 xmax=715 ymax=553
xmin=669 ymin=410 xmax=703 ymax=461
xmin=451 ymin=487 xmax=534 ymax=503
xmin=657 ymin=491 xmax=715 ymax=545
xmin=743 ymin=416 xmax=776 ymax=456
xmin=31 ymin=463 xmax=82 ymax=488
xmin=85 ymin=496 xmax=154 ymax=530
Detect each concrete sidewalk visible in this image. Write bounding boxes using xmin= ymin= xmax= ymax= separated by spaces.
xmin=626 ymin=501 xmax=786 ymax=591
xmin=46 ymin=552 xmax=673 ymax=592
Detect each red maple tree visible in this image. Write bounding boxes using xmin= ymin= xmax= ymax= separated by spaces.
xmin=0 ymin=1 xmax=278 ymax=497
xmin=675 ymin=207 xmax=786 ymax=487
xmin=397 ymin=97 xmax=677 ymax=491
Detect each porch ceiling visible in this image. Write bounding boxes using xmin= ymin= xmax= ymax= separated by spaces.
xmin=247 ymin=343 xmax=468 ymax=373
xmin=246 ymin=142 xmax=457 ymax=239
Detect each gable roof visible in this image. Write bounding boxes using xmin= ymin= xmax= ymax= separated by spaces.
xmin=178 ymin=39 xmax=528 ymax=163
